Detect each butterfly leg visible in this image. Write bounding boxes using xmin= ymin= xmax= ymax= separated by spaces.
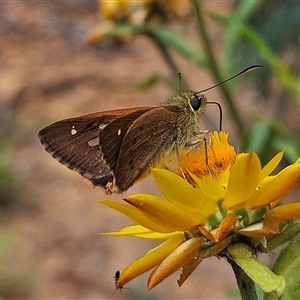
xmin=183 ymin=131 xmax=219 ymax=180
xmin=175 ymin=143 xmax=187 ymax=180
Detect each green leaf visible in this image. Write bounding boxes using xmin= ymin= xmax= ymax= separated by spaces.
xmin=241 ymin=26 xmax=300 ymax=100
xmin=99 ymin=22 xmax=208 ymax=71
xmin=245 ymin=119 xmax=273 ymax=155
xmin=270 ymin=120 xmax=300 ymax=163
xmin=145 ymin=25 xmax=207 ymax=68
xmin=0 ymin=232 xmax=15 ymax=259
xmin=212 ymin=14 xmax=300 ymax=100
xmin=273 ymin=137 xmax=300 ymax=163
xmin=215 ymin=0 xmax=260 ymax=76
xmin=272 ymin=236 xmax=300 ymax=300
xmin=135 ymin=74 xmax=162 ymax=91
xmin=228 ymin=243 xmax=285 ymax=298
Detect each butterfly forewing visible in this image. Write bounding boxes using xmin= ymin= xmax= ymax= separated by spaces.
xmin=38 ymin=108 xmax=150 ymax=189
xmin=98 ymin=108 xmax=154 ymax=173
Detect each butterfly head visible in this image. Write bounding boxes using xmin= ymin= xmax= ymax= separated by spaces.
xmin=188 ymin=93 xmax=207 ymax=115
xmin=169 ymin=91 xmax=207 ymax=117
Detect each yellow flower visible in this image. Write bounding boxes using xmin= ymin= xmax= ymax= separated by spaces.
xmin=88 ymin=0 xmax=191 ymax=43
xmin=100 ymin=131 xmax=300 ymax=292
xmin=179 ymin=130 xmax=236 ymax=185
xmin=98 ymin=0 xmax=190 ymax=23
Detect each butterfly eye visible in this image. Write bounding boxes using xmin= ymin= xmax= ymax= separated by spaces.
xmin=189 ymin=95 xmax=202 ymax=111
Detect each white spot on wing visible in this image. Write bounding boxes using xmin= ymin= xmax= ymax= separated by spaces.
xmin=99 ymin=123 xmax=107 ymax=131
xmin=88 ymin=137 xmax=99 ymax=147
xmin=117 ymin=129 xmax=121 ymax=136
xmin=71 ymin=126 xmax=77 ymax=135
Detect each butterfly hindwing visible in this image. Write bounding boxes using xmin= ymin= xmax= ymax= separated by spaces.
xmin=38 ymin=108 xmax=150 ymax=189
xmin=98 ymin=106 xmax=184 ymax=192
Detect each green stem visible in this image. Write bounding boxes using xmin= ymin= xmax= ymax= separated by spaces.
xmin=145 ymin=31 xmax=190 ymax=90
xmin=227 ymin=257 xmax=258 ymax=300
xmin=191 ymin=0 xmax=245 ymax=138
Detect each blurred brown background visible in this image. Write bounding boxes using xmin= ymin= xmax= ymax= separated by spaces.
xmin=1 ymin=1 xmax=295 ymax=299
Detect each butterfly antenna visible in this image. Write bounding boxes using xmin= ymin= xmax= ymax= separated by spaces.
xmin=206 ymin=101 xmax=223 ymax=131
xmin=178 ymin=72 xmax=182 ymax=92
xmin=196 ymin=65 xmax=263 ymax=131
xmin=195 ymin=65 xmax=263 ymax=94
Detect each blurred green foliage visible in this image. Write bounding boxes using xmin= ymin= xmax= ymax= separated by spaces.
xmin=0 ymin=141 xmax=16 ymax=208
xmin=0 ymin=232 xmax=32 ymax=299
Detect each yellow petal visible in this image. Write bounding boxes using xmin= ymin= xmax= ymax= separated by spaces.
xmin=260 ymin=151 xmax=284 ymax=182
xmin=215 ymin=213 xmax=238 ymax=242
xmin=105 ymin=225 xmax=183 ymax=239
xmin=109 ymin=225 xmax=150 ymax=235
xmin=100 ymin=199 xmax=170 ymax=233
xmin=267 ymin=202 xmax=300 ymax=220
xmin=152 ymin=168 xmax=218 ymax=217
xmin=99 ymin=1 xmax=126 ymax=19
xmin=259 ymin=175 xmax=275 ymax=186
xmin=148 ymin=237 xmax=205 ymax=289
xmin=248 ymin=163 xmax=300 ymax=207
xmin=238 ymin=217 xmax=280 ymax=237
xmin=191 ymin=173 xmax=225 ymax=201
xmin=125 ymin=194 xmax=206 ymax=231
xmin=116 ymin=235 xmax=184 ymax=289
xmin=88 ymin=22 xmax=115 ymax=43
xmin=217 ymin=164 xmax=232 ymax=187
xmin=224 ymin=153 xmax=261 ymax=208
xmin=177 ymin=236 xmax=232 ymax=287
